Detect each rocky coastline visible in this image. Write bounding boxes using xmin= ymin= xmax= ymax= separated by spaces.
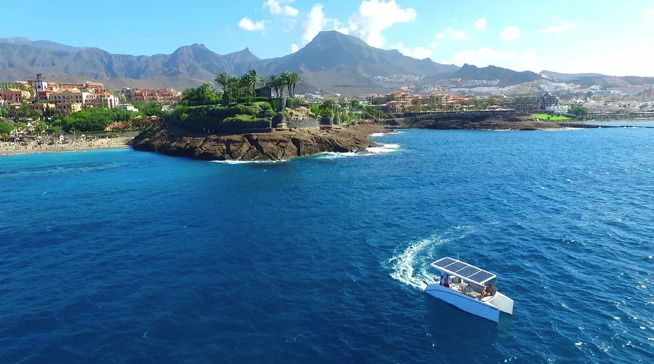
xmin=131 ymin=123 xmax=388 ymax=161
xmin=391 ymin=112 xmax=564 ymax=130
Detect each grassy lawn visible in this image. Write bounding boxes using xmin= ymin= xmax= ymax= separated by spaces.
xmin=533 ymin=113 xmax=571 ymax=121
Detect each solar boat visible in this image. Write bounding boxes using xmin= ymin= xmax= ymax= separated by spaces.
xmin=424 ymin=257 xmax=514 ymax=322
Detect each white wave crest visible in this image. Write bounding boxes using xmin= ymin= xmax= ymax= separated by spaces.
xmin=386 ymin=226 xmax=477 ymax=291
xmin=366 ymin=144 xmax=400 ymax=154
xmin=211 ymin=159 xmax=288 ymax=164
xmin=313 ymin=152 xmax=358 ymax=159
xmin=370 ymin=131 xmax=404 ymax=137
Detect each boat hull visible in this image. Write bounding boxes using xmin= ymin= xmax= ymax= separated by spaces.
xmin=424 ymin=284 xmax=500 ymax=323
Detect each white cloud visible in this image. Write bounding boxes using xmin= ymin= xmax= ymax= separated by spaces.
xmin=539 ymin=22 xmax=576 ymax=34
xmin=391 ymin=42 xmax=432 ymax=59
xmin=290 ymin=43 xmax=299 ymax=53
xmin=302 ymin=4 xmax=333 ymax=43
xmin=645 ymin=8 xmax=654 ymax=15
xmin=436 ymin=27 xmax=467 ymax=40
xmin=238 ymin=17 xmax=267 ymax=32
xmin=475 ymin=18 xmax=487 ymax=32
xmin=500 ymin=26 xmax=521 ymax=41
xmin=301 ymin=0 xmax=416 ymax=48
xmin=339 ymin=0 xmax=417 ymax=48
xmin=264 ymin=0 xmax=299 ymax=17
xmin=446 ymin=47 xmax=541 ymax=72
xmin=546 ymin=42 xmax=654 ymax=76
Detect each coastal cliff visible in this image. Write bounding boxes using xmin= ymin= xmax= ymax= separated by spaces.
xmin=131 ymin=124 xmax=387 ymax=161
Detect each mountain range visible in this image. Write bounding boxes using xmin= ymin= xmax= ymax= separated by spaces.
xmin=1 ymin=32 xmax=652 ymax=94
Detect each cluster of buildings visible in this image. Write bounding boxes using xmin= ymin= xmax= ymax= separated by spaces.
xmin=121 ymin=87 xmax=182 ymax=105
xmin=363 ymin=90 xmax=572 ymax=114
xmin=0 ymin=74 xmax=182 ymax=116
xmin=366 ymin=91 xmax=502 ymax=113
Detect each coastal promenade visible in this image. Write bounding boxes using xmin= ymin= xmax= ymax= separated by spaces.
xmin=0 ymin=136 xmax=134 ymax=156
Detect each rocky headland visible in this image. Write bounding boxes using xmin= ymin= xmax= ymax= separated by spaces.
xmin=131 ymin=124 xmax=388 ymax=161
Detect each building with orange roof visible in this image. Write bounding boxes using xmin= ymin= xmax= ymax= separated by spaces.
xmin=125 ymin=88 xmax=182 ymax=105
xmin=60 ymin=82 xmax=105 ymax=93
xmin=0 ymin=88 xmax=23 ymax=103
xmin=52 ymin=88 xmax=85 ymax=114
xmin=84 ymin=91 xmax=119 ymax=109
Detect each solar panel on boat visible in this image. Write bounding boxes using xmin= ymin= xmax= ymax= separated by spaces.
xmin=432 ymin=257 xmax=496 ymax=285
xmin=457 ymin=266 xmax=480 ymax=277
xmin=469 ymin=270 xmax=495 ymax=283
xmin=435 ymin=257 xmax=456 ymax=267
xmin=445 ymin=261 xmax=467 ymax=272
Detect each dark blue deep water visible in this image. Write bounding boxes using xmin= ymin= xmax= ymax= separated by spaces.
xmin=1 ymin=126 xmax=653 ymax=363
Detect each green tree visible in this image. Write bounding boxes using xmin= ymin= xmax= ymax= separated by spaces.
xmin=0 ymin=120 xmax=13 ymax=134
xmin=243 ymin=69 xmax=263 ymax=96
xmin=132 ymin=101 xmax=168 ymax=118
xmin=319 ymin=99 xmax=336 ymax=117
xmin=215 ymin=72 xmax=231 ymax=96
xmin=281 ymin=71 xmax=300 ymax=97
xmin=267 ymin=74 xmax=284 ymax=98
xmin=569 ymin=104 xmax=589 ymax=119
xmin=182 ymin=83 xmax=221 ymax=106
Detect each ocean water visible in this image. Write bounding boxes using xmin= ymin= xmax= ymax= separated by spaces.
xmin=1 ymin=126 xmax=653 ymax=363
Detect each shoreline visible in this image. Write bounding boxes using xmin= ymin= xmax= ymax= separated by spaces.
xmin=3 ymin=118 xmax=652 ymax=158
xmin=0 ymin=137 xmax=134 ymax=157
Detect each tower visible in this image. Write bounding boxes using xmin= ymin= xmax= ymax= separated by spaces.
xmin=35 ymin=74 xmax=48 ymax=92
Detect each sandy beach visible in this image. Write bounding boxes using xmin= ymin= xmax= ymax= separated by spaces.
xmin=0 ymin=136 xmax=135 ymax=156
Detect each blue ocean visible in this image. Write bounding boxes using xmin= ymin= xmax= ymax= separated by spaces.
xmin=1 ymin=125 xmax=653 ymax=363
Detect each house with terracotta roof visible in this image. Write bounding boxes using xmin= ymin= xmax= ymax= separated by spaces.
xmin=125 ymin=88 xmax=182 ymax=105
xmin=52 ymin=88 xmax=85 ymax=114
xmin=0 ymin=88 xmax=23 ymax=103
xmin=84 ymin=91 xmax=119 ymax=109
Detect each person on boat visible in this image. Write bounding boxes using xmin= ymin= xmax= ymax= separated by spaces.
xmin=479 ymin=283 xmax=495 ymax=300
xmin=440 ymin=273 xmax=450 ymax=288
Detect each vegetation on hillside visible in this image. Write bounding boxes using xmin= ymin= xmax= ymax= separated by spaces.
xmin=568 ymin=104 xmax=589 ymax=119
xmin=173 ymin=69 xmax=302 ymax=125
xmin=532 ymin=113 xmax=571 ymax=121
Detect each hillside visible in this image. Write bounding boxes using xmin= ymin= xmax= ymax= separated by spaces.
xmin=453 ymin=64 xmax=543 ymax=87
xmin=0 ymin=32 xmax=458 ymax=94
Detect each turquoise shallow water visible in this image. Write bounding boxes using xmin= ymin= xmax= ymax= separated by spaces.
xmin=1 ymin=126 xmax=653 ymax=363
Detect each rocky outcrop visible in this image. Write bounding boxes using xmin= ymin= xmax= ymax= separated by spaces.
xmin=397 ymin=112 xmax=563 ymax=131
xmin=131 ymin=124 xmax=388 ymax=161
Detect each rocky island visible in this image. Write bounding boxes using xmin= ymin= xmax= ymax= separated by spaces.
xmin=131 ymin=123 xmax=388 ymax=161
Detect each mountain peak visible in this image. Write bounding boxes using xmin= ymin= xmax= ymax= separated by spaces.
xmin=309 ymin=30 xmax=369 ymax=48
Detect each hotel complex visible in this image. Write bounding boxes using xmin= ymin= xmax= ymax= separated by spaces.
xmin=0 ymin=74 xmax=182 ymax=115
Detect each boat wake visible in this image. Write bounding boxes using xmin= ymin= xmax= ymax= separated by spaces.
xmin=386 ymin=226 xmax=477 ymax=291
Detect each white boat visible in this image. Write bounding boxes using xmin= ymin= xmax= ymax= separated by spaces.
xmin=424 ymin=257 xmax=514 ymax=323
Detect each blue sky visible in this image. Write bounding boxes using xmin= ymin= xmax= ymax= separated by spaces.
xmin=2 ymin=0 xmax=654 ymax=76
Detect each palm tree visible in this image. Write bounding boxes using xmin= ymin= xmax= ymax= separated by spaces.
xmin=267 ymin=74 xmax=284 ymax=98
xmin=287 ymin=72 xmax=300 ymax=97
xmin=215 ymin=72 xmax=231 ymax=94
xmin=243 ymin=69 xmax=263 ymax=97
xmin=280 ymin=71 xmax=293 ymax=98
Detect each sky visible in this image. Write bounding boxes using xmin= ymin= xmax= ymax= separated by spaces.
xmin=2 ymin=0 xmax=654 ymax=76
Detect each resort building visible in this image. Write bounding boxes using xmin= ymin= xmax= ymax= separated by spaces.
xmin=123 ymin=88 xmax=182 ymax=105
xmin=84 ymin=91 xmax=120 ymax=109
xmin=0 ymin=88 xmax=24 ymax=103
xmin=60 ymin=81 xmax=105 ymax=94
